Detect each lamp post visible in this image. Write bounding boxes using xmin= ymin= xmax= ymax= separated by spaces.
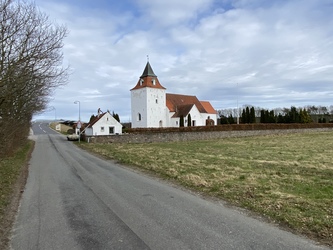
xmin=74 ymin=100 xmax=80 ymax=121
xmin=74 ymin=101 xmax=81 ymax=143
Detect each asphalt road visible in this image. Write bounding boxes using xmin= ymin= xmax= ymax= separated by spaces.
xmin=10 ymin=122 xmax=330 ymax=250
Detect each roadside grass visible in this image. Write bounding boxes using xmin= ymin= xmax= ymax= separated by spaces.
xmin=0 ymin=140 xmax=33 ymax=249
xmin=79 ymin=131 xmax=333 ymax=246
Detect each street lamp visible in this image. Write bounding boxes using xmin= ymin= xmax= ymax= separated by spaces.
xmin=74 ymin=100 xmax=81 ymax=143
xmin=74 ymin=100 xmax=80 ymax=121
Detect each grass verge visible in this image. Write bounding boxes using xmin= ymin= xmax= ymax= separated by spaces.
xmin=0 ymin=140 xmax=34 ymax=250
xmin=79 ymin=131 xmax=333 ymax=247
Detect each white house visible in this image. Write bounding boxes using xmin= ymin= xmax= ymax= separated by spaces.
xmin=85 ymin=111 xmax=122 ymax=136
xmin=130 ymin=62 xmax=217 ymax=128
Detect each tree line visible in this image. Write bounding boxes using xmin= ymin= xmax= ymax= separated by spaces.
xmin=0 ymin=0 xmax=68 ymax=157
xmin=218 ymin=105 xmax=329 ymax=124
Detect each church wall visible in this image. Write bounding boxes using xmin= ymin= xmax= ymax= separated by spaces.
xmin=130 ymin=62 xmax=217 ymax=128
xmin=168 ymin=107 xmax=208 ymax=127
xmin=131 ymin=88 xmax=148 ymax=128
xmin=170 ymin=117 xmax=179 ymax=127
xmin=146 ymin=88 xmax=167 ymax=128
xmin=186 ymin=106 xmax=202 ymax=126
xmin=201 ymin=113 xmax=218 ymax=125
xmin=131 ymin=87 xmax=167 ymax=128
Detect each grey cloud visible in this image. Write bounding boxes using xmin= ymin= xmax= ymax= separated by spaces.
xmin=34 ymin=0 xmax=333 ymax=122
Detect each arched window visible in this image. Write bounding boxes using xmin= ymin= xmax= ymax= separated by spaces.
xmin=137 ymin=113 xmax=141 ymax=121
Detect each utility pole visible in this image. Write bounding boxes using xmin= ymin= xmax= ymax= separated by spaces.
xmin=74 ymin=100 xmax=80 ymax=121
xmin=237 ymin=83 xmax=239 ymax=124
xmin=74 ymin=101 xmax=81 ymax=143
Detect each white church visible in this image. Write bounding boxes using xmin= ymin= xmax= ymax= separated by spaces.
xmin=130 ymin=62 xmax=217 ymax=128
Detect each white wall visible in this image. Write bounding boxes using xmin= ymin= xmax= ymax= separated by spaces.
xmin=86 ymin=113 xmax=122 ymax=136
xmin=146 ymin=88 xmax=167 ymax=128
xmin=201 ymin=113 xmax=218 ymax=125
xmin=131 ymin=84 xmax=217 ymax=128
xmin=131 ymin=87 xmax=167 ymax=128
xmin=169 ymin=112 xmax=178 ymax=127
xmin=187 ymin=105 xmax=202 ymax=126
xmin=168 ymin=106 xmax=211 ymax=127
xmin=131 ymin=88 xmax=148 ymax=128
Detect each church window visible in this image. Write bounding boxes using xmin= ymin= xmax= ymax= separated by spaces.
xmin=137 ymin=113 xmax=142 ymax=121
xmin=156 ymin=99 xmax=158 ymax=104
xmin=140 ymin=79 xmax=144 ymax=85
xmin=101 ymin=127 xmax=105 ymax=132
xmin=152 ymin=78 xmax=156 ymax=85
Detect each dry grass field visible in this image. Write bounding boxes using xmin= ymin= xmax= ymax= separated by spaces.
xmin=79 ymin=131 xmax=333 ymax=246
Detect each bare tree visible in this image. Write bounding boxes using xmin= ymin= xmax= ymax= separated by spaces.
xmin=318 ymin=106 xmax=328 ymax=115
xmin=329 ymin=105 xmax=333 ymax=115
xmin=0 ymin=0 xmax=68 ymax=156
xmin=306 ymin=105 xmax=319 ymax=115
xmin=273 ymin=107 xmax=284 ymax=116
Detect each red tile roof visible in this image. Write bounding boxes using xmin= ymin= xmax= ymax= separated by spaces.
xmin=130 ymin=76 xmax=166 ymax=90
xmin=87 ymin=112 xmax=107 ymax=127
xmin=166 ymin=93 xmax=206 ymax=114
xmin=200 ymin=101 xmax=217 ymax=114
xmin=172 ymin=104 xmax=194 ymax=118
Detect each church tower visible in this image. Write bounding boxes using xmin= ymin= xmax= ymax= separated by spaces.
xmin=130 ymin=62 xmax=167 ymax=128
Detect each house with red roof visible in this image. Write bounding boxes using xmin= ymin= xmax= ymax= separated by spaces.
xmin=130 ymin=62 xmax=217 ymax=128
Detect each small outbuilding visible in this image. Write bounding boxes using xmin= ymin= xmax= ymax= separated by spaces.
xmin=85 ymin=111 xmax=122 ymax=136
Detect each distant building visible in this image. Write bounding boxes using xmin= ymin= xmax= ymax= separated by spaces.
xmin=130 ymin=62 xmax=217 ymax=128
xmin=85 ymin=110 xmax=122 ymax=136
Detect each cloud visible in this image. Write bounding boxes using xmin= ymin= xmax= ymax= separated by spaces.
xmin=33 ymin=0 xmax=333 ymax=122
xmin=137 ymin=0 xmax=215 ymax=27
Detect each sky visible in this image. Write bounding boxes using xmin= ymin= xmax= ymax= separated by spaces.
xmin=33 ymin=0 xmax=333 ymax=122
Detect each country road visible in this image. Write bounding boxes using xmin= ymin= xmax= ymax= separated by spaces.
xmin=10 ymin=122 xmax=330 ymax=250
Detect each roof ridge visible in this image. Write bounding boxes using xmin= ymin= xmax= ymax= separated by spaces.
xmin=87 ymin=112 xmax=107 ymax=127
